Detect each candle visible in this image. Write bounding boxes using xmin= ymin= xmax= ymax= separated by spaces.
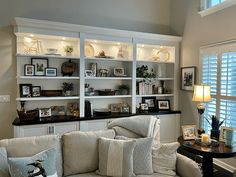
xmin=201 ymin=134 xmax=209 ymax=143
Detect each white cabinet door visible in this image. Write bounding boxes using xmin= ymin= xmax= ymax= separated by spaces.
xmin=53 ymin=122 xmax=79 ymax=135
xmin=14 ymin=124 xmax=49 ymax=138
xmin=80 ymin=119 xmax=112 ymax=131
xmin=159 ymin=114 xmax=180 ymax=143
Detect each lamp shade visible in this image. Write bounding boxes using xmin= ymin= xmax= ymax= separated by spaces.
xmin=192 ymin=85 xmax=212 ymax=102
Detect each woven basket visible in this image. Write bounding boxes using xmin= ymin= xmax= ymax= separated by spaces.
xmin=17 ymin=110 xmax=38 ymax=121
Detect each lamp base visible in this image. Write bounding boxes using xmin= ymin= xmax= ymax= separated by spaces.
xmin=198 ymin=128 xmax=205 ymax=137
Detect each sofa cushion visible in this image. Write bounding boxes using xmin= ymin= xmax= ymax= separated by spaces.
xmin=8 ymin=148 xmax=57 ymax=177
xmin=97 ymin=137 xmax=136 ymax=177
xmin=0 ymin=135 xmax=62 ymax=177
xmin=67 ymin=172 xmax=106 ymax=177
xmin=63 ymin=130 xmax=115 ymax=176
xmin=0 ymin=147 xmax=10 ymax=177
xmin=152 ymin=142 xmax=180 ymax=176
xmin=116 ymin=136 xmax=153 ymax=175
xmin=137 ymin=173 xmax=180 ymax=177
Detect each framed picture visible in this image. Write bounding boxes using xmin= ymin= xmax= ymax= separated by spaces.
xmin=182 ymin=125 xmax=197 ymax=140
xmin=156 ymin=100 xmax=170 ymax=112
xmin=140 ymin=103 xmax=148 ymax=111
xmin=24 ymin=64 xmax=35 ymax=76
xmin=114 ymin=67 xmax=125 ymax=76
xmin=19 ymin=84 xmax=32 ymax=97
xmin=32 ymin=86 xmax=41 ymax=97
xmin=39 ymin=108 xmax=51 ymax=118
xmin=110 ymin=103 xmax=121 ymax=113
xmin=142 ymin=97 xmax=156 ymax=112
xmin=85 ymin=70 xmax=94 ymax=77
xmin=181 ymin=66 xmax=196 ymax=91
xmin=50 ymin=106 xmax=66 ymax=116
xmin=220 ymin=126 xmax=234 ymax=142
xmin=67 ymin=102 xmax=79 ymax=115
xmin=31 ymin=58 xmax=48 ymax=76
xmin=45 ymin=68 xmax=57 ymax=76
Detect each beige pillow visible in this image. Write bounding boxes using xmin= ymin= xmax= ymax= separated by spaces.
xmin=0 ymin=147 xmax=10 ymax=177
xmin=62 ymin=130 xmax=115 ymax=176
xmin=116 ymin=136 xmax=153 ymax=175
xmin=97 ymin=137 xmax=136 ymax=177
xmin=152 ymin=142 xmax=180 ymax=176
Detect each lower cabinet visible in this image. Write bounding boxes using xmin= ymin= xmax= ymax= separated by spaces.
xmin=14 ymin=121 xmax=80 ymax=138
xmin=80 ymin=119 xmax=114 ymax=131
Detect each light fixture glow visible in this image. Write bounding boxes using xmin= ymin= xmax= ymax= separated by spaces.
xmin=62 ymin=37 xmax=66 ymax=40
xmin=30 ymin=34 xmax=34 ymax=37
xmin=141 ymin=45 xmax=144 ymax=47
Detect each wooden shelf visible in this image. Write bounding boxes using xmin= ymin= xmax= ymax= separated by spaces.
xmin=85 ymin=95 xmax=132 ymax=99
xmin=85 ymin=57 xmax=132 ymax=62
xmin=136 ymin=77 xmax=174 ymax=81
xmin=85 ymin=77 xmax=132 ymax=80
xmin=16 ymin=96 xmax=80 ymax=101
xmin=16 ymin=53 xmax=80 ymax=60
xmin=17 ymin=76 xmax=80 ymax=80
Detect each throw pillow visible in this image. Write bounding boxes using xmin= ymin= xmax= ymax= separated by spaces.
xmin=152 ymin=142 xmax=180 ymax=176
xmin=116 ymin=136 xmax=153 ymax=175
xmin=97 ymin=137 xmax=136 ymax=177
xmin=0 ymin=147 xmax=10 ymax=177
xmin=8 ymin=148 xmax=57 ymax=177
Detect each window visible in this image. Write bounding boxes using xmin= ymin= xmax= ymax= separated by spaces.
xmin=201 ymin=42 xmax=236 ymax=143
xmin=199 ymin=0 xmax=236 ymax=17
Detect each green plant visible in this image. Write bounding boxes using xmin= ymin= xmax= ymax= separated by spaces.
xmin=136 ymin=65 xmax=155 ymax=78
xmin=62 ymin=82 xmax=73 ymax=91
xmin=205 ymin=115 xmax=225 ymax=130
xmin=64 ymin=45 xmax=74 ymax=53
xmin=118 ymin=84 xmax=129 ymax=90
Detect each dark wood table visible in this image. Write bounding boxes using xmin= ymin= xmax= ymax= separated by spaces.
xmin=178 ymin=136 xmax=236 ymax=177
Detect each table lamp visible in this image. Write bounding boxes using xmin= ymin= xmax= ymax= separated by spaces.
xmin=192 ymin=84 xmax=212 ymax=134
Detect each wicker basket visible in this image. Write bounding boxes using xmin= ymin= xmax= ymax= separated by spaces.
xmin=17 ymin=109 xmax=38 ymax=121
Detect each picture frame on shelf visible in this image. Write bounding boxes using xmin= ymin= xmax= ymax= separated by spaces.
xmin=39 ymin=108 xmax=51 ymax=118
xmin=50 ymin=106 xmax=66 ymax=116
xmin=67 ymin=102 xmax=79 ymax=116
xmin=32 ymin=86 xmax=41 ymax=97
xmin=31 ymin=58 xmax=48 ymax=76
xmin=156 ymin=100 xmax=170 ymax=112
xmin=181 ymin=66 xmax=196 ymax=91
xmin=24 ymin=64 xmax=35 ymax=76
xmin=110 ymin=103 xmax=121 ymax=113
xmin=220 ymin=126 xmax=234 ymax=143
xmin=142 ymin=97 xmax=156 ymax=112
xmin=19 ymin=84 xmax=32 ymax=97
xmin=182 ymin=125 xmax=197 ymax=140
xmin=114 ymin=67 xmax=125 ymax=76
xmin=139 ymin=103 xmax=148 ymax=111
xmin=45 ymin=68 xmax=57 ymax=76
xmin=85 ymin=70 xmax=94 ymax=77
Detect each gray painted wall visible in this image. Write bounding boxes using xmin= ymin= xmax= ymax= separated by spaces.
xmin=0 ymin=0 xmax=171 ymax=139
xmin=170 ymin=0 xmax=236 ymax=169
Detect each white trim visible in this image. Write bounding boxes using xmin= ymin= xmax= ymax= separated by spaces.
xmin=199 ymin=0 xmax=236 ymax=17
xmin=214 ymin=158 xmax=236 ymax=173
xmin=16 ymin=96 xmax=80 ymax=101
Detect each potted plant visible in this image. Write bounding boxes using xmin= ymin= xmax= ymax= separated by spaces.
xmin=205 ymin=115 xmax=225 ymax=140
xmin=64 ymin=45 xmax=74 ymax=56
xmin=118 ymin=84 xmax=129 ymax=95
xmin=62 ymin=82 xmax=74 ymax=96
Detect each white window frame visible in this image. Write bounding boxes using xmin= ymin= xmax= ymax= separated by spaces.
xmin=199 ymin=0 xmax=236 ymax=17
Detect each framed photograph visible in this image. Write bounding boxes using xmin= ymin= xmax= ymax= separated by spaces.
xmin=110 ymin=103 xmax=121 ymax=113
xmin=156 ymin=100 xmax=170 ymax=112
xmin=181 ymin=66 xmax=196 ymax=91
xmin=39 ymin=108 xmax=51 ymax=118
xmin=24 ymin=64 xmax=35 ymax=76
xmin=220 ymin=126 xmax=234 ymax=142
xmin=31 ymin=58 xmax=48 ymax=76
xmin=85 ymin=70 xmax=94 ymax=77
xmin=19 ymin=84 xmax=32 ymax=97
xmin=182 ymin=125 xmax=197 ymax=140
xmin=67 ymin=102 xmax=79 ymax=115
xmin=50 ymin=106 xmax=66 ymax=116
xmin=32 ymin=86 xmax=41 ymax=97
xmin=114 ymin=67 xmax=125 ymax=76
xmin=142 ymin=97 xmax=156 ymax=112
xmin=45 ymin=68 xmax=57 ymax=76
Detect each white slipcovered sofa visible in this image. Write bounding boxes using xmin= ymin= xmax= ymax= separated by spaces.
xmin=0 ymin=116 xmax=202 ymax=177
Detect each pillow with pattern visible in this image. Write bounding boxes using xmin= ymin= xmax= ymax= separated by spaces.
xmin=8 ymin=148 xmax=57 ymax=177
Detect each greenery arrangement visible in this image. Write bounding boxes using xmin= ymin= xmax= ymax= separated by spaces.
xmin=136 ymin=65 xmax=155 ymax=78
xmin=118 ymin=84 xmax=129 ymax=90
xmin=64 ymin=46 xmax=74 ymax=54
xmin=205 ymin=115 xmax=225 ymax=130
xmin=62 ymin=82 xmax=74 ymax=92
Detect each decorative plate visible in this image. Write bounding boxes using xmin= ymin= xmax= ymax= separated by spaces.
xmin=85 ymin=43 xmax=94 ymax=57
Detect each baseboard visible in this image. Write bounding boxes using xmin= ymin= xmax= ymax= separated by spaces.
xmin=214 ymin=158 xmax=235 ymax=174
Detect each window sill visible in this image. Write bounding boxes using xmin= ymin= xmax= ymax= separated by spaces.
xmin=199 ymin=0 xmax=236 ymax=17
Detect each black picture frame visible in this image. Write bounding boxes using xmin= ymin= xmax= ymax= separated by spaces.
xmin=19 ymin=84 xmax=32 ymax=97
xmin=32 ymin=86 xmax=41 ymax=97
xmin=31 ymin=58 xmax=49 ymax=76
xmin=156 ymin=100 xmax=170 ymax=112
xmin=24 ymin=64 xmax=35 ymax=76
xmin=181 ymin=66 xmax=196 ymax=91
xmin=142 ymin=97 xmax=156 ymax=112
xmin=45 ymin=67 xmax=57 ymax=77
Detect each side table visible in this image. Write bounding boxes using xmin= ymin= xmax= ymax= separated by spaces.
xmin=178 ymin=136 xmax=236 ymax=177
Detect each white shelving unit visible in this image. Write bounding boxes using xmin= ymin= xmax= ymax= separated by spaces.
xmin=14 ymin=17 xmax=181 ymax=118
